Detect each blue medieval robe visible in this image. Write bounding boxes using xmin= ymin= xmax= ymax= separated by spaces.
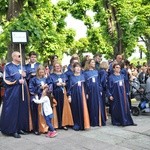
xmin=0 ymin=62 xmax=29 ymax=134
xmin=47 ymin=73 xmax=68 ymax=128
xmin=99 ymin=69 xmax=109 ymax=106
xmin=84 ymin=70 xmax=106 ymax=126
xmin=29 ymin=76 xmax=47 ymax=132
xmin=67 ymin=74 xmax=90 ymax=130
xmin=29 ymin=77 xmax=47 ymax=98
xmin=25 ymin=62 xmax=40 ymax=82
xmin=107 ymin=74 xmax=134 ymax=126
xmin=121 ymin=68 xmax=131 ymax=109
xmin=64 ymin=69 xmax=74 ymax=90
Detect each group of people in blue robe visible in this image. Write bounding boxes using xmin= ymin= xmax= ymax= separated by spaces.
xmin=0 ymin=52 xmax=137 ymax=138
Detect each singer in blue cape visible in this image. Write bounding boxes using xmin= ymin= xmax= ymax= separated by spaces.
xmin=83 ymin=59 xmax=106 ymax=127
xmin=107 ymin=64 xmax=136 ymax=126
xmin=47 ymin=62 xmax=73 ymax=129
xmin=29 ymin=65 xmax=48 ymax=134
xmin=47 ymin=62 xmax=68 ymax=129
xmin=67 ymin=62 xmax=90 ymax=131
xmin=0 ymin=51 xmax=29 ymax=138
xmin=65 ymin=57 xmax=79 ymax=90
xmin=99 ymin=61 xmax=109 ymax=119
xmin=25 ymin=51 xmax=40 ymax=83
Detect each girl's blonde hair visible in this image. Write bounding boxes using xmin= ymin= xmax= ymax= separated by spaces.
xmin=100 ymin=61 xmax=109 ymax=70
xmin=36 ymin=65 xmax=46 ymax=78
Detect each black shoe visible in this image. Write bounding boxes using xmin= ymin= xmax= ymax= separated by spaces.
xmin=34 ymin=131 xmax=40 ymax=135
xmin=132 ymin=123 xmax=137 ymax=126
xmin=18 ymin=130 xmax=27 ymax=135
xmin=12 ymin=133 xmax=21 ymax=138
xmin=63 ymin=126 xmax=68 ymax=130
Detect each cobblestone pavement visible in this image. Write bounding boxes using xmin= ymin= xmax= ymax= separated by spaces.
xmin=0 ymin=112 xmax=150 ymax=150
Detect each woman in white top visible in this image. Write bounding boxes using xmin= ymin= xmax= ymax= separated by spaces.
xmin=33 ymin=87 xmax=57 ymax=138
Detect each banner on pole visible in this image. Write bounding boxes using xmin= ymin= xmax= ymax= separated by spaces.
xmin=11 ymin=31 xmax=28 ymax=43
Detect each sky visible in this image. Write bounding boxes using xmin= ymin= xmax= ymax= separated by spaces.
xmin=65 ymin=14 xmax=87 ymax=40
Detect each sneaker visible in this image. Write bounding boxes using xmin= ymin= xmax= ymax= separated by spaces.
xmin=46 ymin=131 xmax=51 ymax=137
xmin=50 ymin=131 xmax=57 ymax=138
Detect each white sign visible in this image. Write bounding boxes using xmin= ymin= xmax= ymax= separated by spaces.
xmin=11 ymin=31 xmax=28 ymax=43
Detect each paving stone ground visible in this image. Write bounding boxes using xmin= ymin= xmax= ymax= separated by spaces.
xmin=0 ymin=111 xmax=150 ymax=150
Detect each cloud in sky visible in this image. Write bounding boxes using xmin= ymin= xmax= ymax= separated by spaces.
xmin=65 ymin=14 xmax=87 ymax=40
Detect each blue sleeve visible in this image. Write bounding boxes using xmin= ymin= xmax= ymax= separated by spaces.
xmin=107 ymin=76 xmax=113 ymax=97
xmin=29 ymin=77 xmax=37 ymax=95
xmin=67 ymin=78 xmax=72 ymax=96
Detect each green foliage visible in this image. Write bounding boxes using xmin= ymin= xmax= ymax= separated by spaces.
xmin=0 ymin=0 xmax=150 ymax=62
xmin=0 ymin=0 xmax=8 ymax=16
xmin=69 ymin=0 xmax=95 ymax=20
xmin=0 ymin=0 xmax=76 ymax=62
xmin=130 ymin=57 xmax=147 ymax=67
xmin=70 ymin=37 xmax=89 ymax=55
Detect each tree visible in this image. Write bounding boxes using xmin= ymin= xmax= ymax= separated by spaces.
xmin=0 ymin=0 xmax=150 ymax=62
xmin=0 ymin=0 xmax=76 ymax=62
xmin=0 ymin=0 xmax=26 ymax=61
xmin=138 ymin=0 xmax=150 ymax=64
xmin=69 ymin=0 xmax=150 ymax=60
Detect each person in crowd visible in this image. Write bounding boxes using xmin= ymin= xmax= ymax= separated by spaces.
xmin=138 ymin=66 xmax=148 ymax=84
xmin=46 ymin=62 xmax=73 ymax=130
xmin=145 ymin=66 xmax=150 ymax=100
xmin=44 ymin=63 xmax=50 ymax=78
xmin=65 ymin=57 xmax=79 ymax=81
xmin=84 ymin=59 xmax=106 ymax=126
xmin=62 ymin=65 xmax=68 ymax=72
xmin=130 ymin=68 xmax=141 ymax=99
xmin=49 ymin=55 xmax=58 ymax=73
xmin=25 ymin=51 xmax=40 ymax=83
xmin=93 ymin=53 xmax=102 ymax=70
xmin=29 ymin=65 xmax=48 ymax=135
xmin=107 ymin=63 xmax=137 ymax=126
xmin=81 ymin=55 xmax=90 ymax=69
xmin=0 ymin=51 xmax=30 ymax=138
xmin=67 ymin=62 xmax=90 ymax=131
xmin=136 ymin=61 xmax=142 ymax=73
xmin=67 ymin=54 xmax=80 ymax=71
xmin=99 ymin=61 xmax=109 ymax=113
xmin=137 ymin=65 xmax=142 ymax=74
xmin=120 ymin=61 xmax=132 ymax=109
xmin=33 ymin=86 xmax=57 ymax=138
xmin=109 ymin=54 xmax=123 ymax=75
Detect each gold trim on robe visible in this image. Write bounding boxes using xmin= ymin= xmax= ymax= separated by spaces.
xmin=99 ymin=101 xmax=102 ymax=126
xmin=52 ymin=99 xmax=58 ymax=128
xmin=62 ymin=89 xmax=74 ymax=127
xmin=82 ymin=86 xmax=90 ymax=129
xmin=38 ymin=104 xmax=48 ymax=133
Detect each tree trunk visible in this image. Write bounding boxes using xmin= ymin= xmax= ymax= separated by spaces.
xmin=7 ymin=0 xmax=24 ymax=21
xmin=6 ymin=0 xmax=25 ymax=62
xmin=103 ymin=0 xmax=124 ymax=59
xmin=145 ymin=36 xmax=150 ymax=65
xmin=111 ymin=6 xmax=124 ymax=57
